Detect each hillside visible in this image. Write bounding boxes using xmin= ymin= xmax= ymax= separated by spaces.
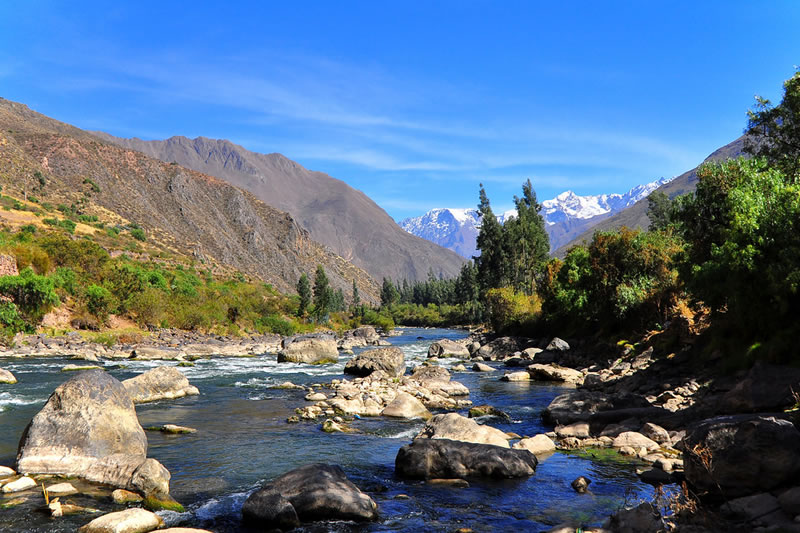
xmin=0 ymin=98 xmax=379 ymax=301
xmin=92 ymin=133 xmax=466 ymax=283
xmin=554 ymin=136 xmax=746 ymax=256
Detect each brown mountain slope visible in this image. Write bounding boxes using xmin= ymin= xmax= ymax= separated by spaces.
xmin=92 ymin=133 xmax=466 ymax=282
xmin=554 ymin=136 xmax=746 ymax=256
xmin=0 ymin=98 xmax=379 ymax=301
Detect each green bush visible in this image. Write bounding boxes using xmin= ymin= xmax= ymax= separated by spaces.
xmin=0 ymin=267 xmax=59 ymax=326
xmin=51 ymin=267 xmax=77 ymax=296
xmin=485 ymin=287 xmax=541 ymax=333
xmin=84 ymin=284 xmax=115 ymax=321
xmin=128 ymin=287 xmax=166 ymax=327
xmin=130 ymin=228 xmax=146 ymax=242
xmin=258 ymin=314 xmax=296 ymax=336
xmin=0 ymin=301 xmax=28 ymax=335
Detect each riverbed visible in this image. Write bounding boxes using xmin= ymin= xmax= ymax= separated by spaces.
xmin=0 ymin=328 xmax=654 ymax=532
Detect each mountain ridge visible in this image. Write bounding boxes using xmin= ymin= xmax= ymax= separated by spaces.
xmin=92 ymin=132 xmax=466 ymax=283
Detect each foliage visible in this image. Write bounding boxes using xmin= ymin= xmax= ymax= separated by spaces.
xmin=84 ymin=284 xmax=115 ymax=321
xmin=129 ymin=228 xmax=146 ymax=242
xmin=380 ymin=277 xmax=399 ymax=306
xmin=503 ymin=179 xmax=550 ymax=293
xmin=647 ymin=190 xmax=674 ymax=231
xmin=485 ymin=286 xmax=541 ymax=333
xmin=257 ymin=314 xmax=297 ymax=336
xmin=312 ymin=265 xmax=331 ymax=321
xmin=351 ymin=279 xmax=360 ymax=310
xmin=0 ymin=267 xmax=59 ymax=326
xmin=296 ymin=272 xmax=311 ymax=316
xmin=475 ymin=183 xmax=507 ymax=291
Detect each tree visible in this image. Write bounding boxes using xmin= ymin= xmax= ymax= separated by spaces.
xmin=504 ymin=179 xmax=550 ymax=293
xmin=312 ymin=266 xmax=331 ymax=320
xmin=474 ymin=184 xmax=506 ymax=292
xmin=744 ymin=71 xmax=800 ymax=180
xmin=647 ymin=190 xmax=673 ymax=231
xmin=351 ymin=279 xmax=360 ymax=310
xmin=380 ymin=277 xmax=398 ymax=307
xmin=296 ymin=273 xmax=311 ymax=317
xmin=0 ymin=267 xmax=59 ymax=327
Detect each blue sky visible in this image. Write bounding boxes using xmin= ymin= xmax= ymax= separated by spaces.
xmin=2 ymin=1 xmax=799 ymax=219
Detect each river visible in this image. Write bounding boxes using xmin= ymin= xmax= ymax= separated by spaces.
xmin=0 ymin=328 xmax=654 ymax=532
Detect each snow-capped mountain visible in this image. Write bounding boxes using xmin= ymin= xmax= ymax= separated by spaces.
xmin=399 ymin=177 xmax=672 ymax=258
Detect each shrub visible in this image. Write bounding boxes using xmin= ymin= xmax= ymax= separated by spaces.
xmin=84 ymin=284 xmax=115 ymax=321
xmin=485 ymin=286 xmax=541 ymax=333
xmin=258 ymin=314 xmax=296 ymax=336
xmin=51 ymin=267 xmax=77 ymax=296
xmin=0 ymin=301 xmax=27 ymax=335
xmin=128 ymin=288 xmax=166 ymax=327
xmin=130 ymin=228 xmax=146 ymax=242
xmin=0 ymin=267 xmax=59 ymax=326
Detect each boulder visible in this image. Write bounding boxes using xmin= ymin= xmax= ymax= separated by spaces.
xmin=78 ymin=508 xmax=164 ymax=533
xmin=542 ymin=391 xmax=651 ymax=426
xmin=278 ymin=335 xmax=338 ymax=364
xmin=415 ymin=413 xmax=510 ymax=448
xmin=381 ymin=392 xmax=431 ymax=419
xmin=778 ymin=486 xmax=800 ymax=516
xmin=571 ymin=476 xmax=591 ymax=493
xmin=683 ymin=414 xmax=800 ymax=498
xmin=122 ymin=366 xmax=199 ymax=404
xmin=0 ymin=466 xmax=15 ymax=477
xmin=605 ymin=502 xmax=664 ymax=533
xmin=640 ymin=422 xmax=671 ymax=444
xmin=612 ymin=432 xmax=659 ymax=451
xmin=16 ymin=370 xmax=171 ymax=497
xmin=472 ymin=363 xmax=494 ymax=372
xmin=719 ymin=362 xmax=800 ymax=414
xmin=410 ymin=365 xmax=451 ymax=383
xmin=546 ymin=337 xmax=570 ymax=352
xmin=130 ymin=346 xmax=185 ymax=361
xmin=242 ymin=464 xmax=378 ymax=528
xmin=556 ymin=422 xmax=591 ymax=439
xmin=427 ymin=339 xmax=470 ymax=359
xmin=468 ymin=404 xmax=510 ymax=420
xmin=476 ymin=337 xmax=528 ymax=360
xmin=527 ymin=363 xmax=583 ymax=384
xmin=344 ymin=347 xmax=406 ymax=377
xmin=513 ymin=434 xmax=556 ymax=455
xmin=2 ymin=476 xmax=36 ymax=493
xmin=0 ymin=367 xmax=17 ymax=384
xmin=351 ymin=326 xmax=381 ymax=344
xmin=395 ymin=439 xmax=537 ymax=479
xmin=501 ymin=371 xmax=530 ymax=382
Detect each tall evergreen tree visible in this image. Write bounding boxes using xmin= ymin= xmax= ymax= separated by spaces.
xmin=312 ymin=265 xmax=331 ymax=320
xmin=474 ymin=183 xmax=506 ymax=292
xmin=504 ymin=179 xmax=550 ymax=293
xmin=351 ymin=279 xmax=360 ymax=309
xmin=380 ymin=277 xmax=398 ymax=306
xmin=296 ymin=273 xmax=311 ymax=317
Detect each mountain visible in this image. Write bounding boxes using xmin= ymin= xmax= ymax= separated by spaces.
xmin=399 ymin=178 xmax=670 ymax=258
xmin=0 ymin=98 xmax=379 ymax=300
xmin=553 ymin=136 xmax=746 ymax=256
xmin=92 ymin=133 xmax=465 ymax=283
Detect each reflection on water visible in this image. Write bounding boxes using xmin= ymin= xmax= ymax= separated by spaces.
xmin=0 ymin=328 xmax=653 ymax=532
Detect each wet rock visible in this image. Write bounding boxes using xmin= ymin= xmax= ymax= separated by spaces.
xmin=612 ymin=432 xmax=659 ymax=451
xmin=305 ymin=392 xmax=327 ymax=401
xmin=344 ymin=347 xmax=405 ymax=377
xmin=468 ymin=404 xmax=510 ymax=420
xmin=112 ymin=488 xmax=144 ymax=504
xmin=683 ymin=414 xmax=800 ymax=498
xmin=427 ymin=339 xmax=470 ymax=359
xmin=381 ymin=392 xmax=431 ymax=419
xmin=721 ymin=492 xmax=782 ymax=522
xmin=159 ymin=424 xmax=197 ymax=434
xmin=472 ymin=363 xmax=494 ymax=372
xmin=719 ymin=362 xmax=800 ymax=414
xmin=62 ymin=364 xmax=102 ymax=372
xmin=428 ymin=478 xmax=470 ymax=487
xmin=0 ymin=368 xmax=17 ymax=384
xmin=546 ymin=337 xmax=570 ymax=352
xmin=278 ymin=335 xmax=338 ymax=364
xmin=122 ymin=366 xmax=199 ymax=404
xmin=527 ymin=363 xmax=583 ymax=384
xmin=501 ymin=371 xmax=530 ymax=382
xmin=242 ymin=464 xmax=378 ymax=528
xmin=571 ymin=476 xmax=591 ymax=493
xmin=16 ymin=370 xmax=171 ymax=497
xmin=542 ymin=391 xmax=651 ymax=426
xmin=275 ymin=381 xmax=304 ymax=390
xmin=396 ymin=439 xmax=537 ymax=479
xmin=130 ymin=346 xmax=185 ymax=361
xmin=416 ymin=413 xmax=511 ymax=448
xmin=78 ymin=508 xmax=164 ymax=533
xmin=640 ymin=422 xmax=671 ymax=445
xmin=512 ymin=434 xmax=556 ymax=455
xmin=605 ymin=502 xmax=663 ymax=532
xmin=638 ymin=468 xmax=675 ymax=485
xmin=0 ymin=466 xmax=15 ymax=477
xmin=46 ymin=482 xmax=78 ymax=496
xmin=2 ymin=476 xmax=36 ymax=493
xmin=556 ymin=422 xmax=591 ymax=439
xmin=451 ymin=364 xmax=467 ymax=372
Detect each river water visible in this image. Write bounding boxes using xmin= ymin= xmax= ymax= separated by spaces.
xmin=0 ymin=328 xmax=654 ymax=532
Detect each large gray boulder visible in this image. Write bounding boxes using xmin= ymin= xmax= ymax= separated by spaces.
xmin=344 ymin=347 xmax=405 ymax=377
xmin=542 ymin=391 xmax=651 ymax=426
xmin=278 ymin=335 xmax=338 ymax=364
xmin=427 ymin=339 xmax=470 ymax=359
xmin=78 ymin=508 xmax=164 ymax=533
xmin=395 ymin=439 xmax=537 ymax=479
xmin=122 ymin=366 xmax=199 ymax=404
xmin=476 ymin=336 xmax=528 ymax=360
xmin=718 ymin=362 xmax=800 ymax=414
xmin=0 ymin=367 xmax=17 ymax=384
xmin=415 ymin=413 xmax=510 ymax=448
xmin=351 ymin=326 xmax=380 ymax=344
xmin=242 ymin=464 xmax=378 ymax=529
xmin=381 ymin=391 xmax=431 ymax=419
xmin=683 ymin=415 xmax=800 ymax=498
xmin=16 ymin=370 xmax=171 ymax=496
xmin=527 ymin=363 xmax=583 ymax=384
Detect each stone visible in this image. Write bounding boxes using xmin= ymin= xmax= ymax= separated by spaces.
xmin=684 ymin=414 xmax=800 ymax=498
xmin=556 ymin=422 xmax=591 ymax=439
xmin=605 ymin=502 xmax=663 ymax=533
xmin=428 ymin=478 xmax=469 ymax=487
xmin=344 ymin=347 xmax=405 ymax=377
xmin=512 ymin=435 xmax=556 ymax=455
xmin=46 ymin=482 xmax=78 ymax=496
xmin=410 ymin=365 xmax=451 ymax=382
xmin=242 ymin=464 xmax=378 ymax=528
xmin=640 ymin=422 xmax=671 ymax=444
xmin=381 ymin=392 xmax=431 ymax=419
xmin=476 ymin=337 xmax=527 ymax=360
xmin=542 ymin=391 xmax=651 ymax=426
xmin=546 ymin=337 xmax=570 ymax=352
xmin=416 ymin=413 xmax=511 ymax=448
xmin=0 ymin=368 xmax=17 ymax=384
xmin=122 ymin=366 xmax=199 ymax=404
xmin=160 ymin=424 xmax=196 ymax=434
xmin=571 ymin=476 xmax=591 ymax=493
xmin=451 ymin=364 xmax=467 ymax=372
xmin=305 ymin=392 xmax=327 ymax=401
xmin=350 ymin=326 xmax=381 ymax=344
xmin=468 ymin=404 xmax=510 ymax=420
xmin=472 ymin=363 xmax=494 ymax=372
xmin=2 ymin=476 xmax=36 ymax=493
xmin=721 ymin=492 xmax=781 ymax=521
xmin=130 ymin=346 xmax=185 ymax=361
xmin=719 ymin=362 xmax=800 ymax=414
xmin=779 ymin=487 xmax=800 ymax=517
xmin=278 ymin=335 xmax=338 ymax=364
xmin=427 ymin=339 xmax=470 ymax=359
xmin=16 ymin=370 xmax=171 ymax=497
xmin=112 ymin=489 xmax=144 ymax=504
xmin=396 ymin=439 xmax=537 ymax=479
xmin=612 ymin=432 xmax=659 ymax=451
xmin=501 ymin=371 xmax=530 ymax=382
xmin=638 ymin=468 xmax=674 ymax=486
xmin=0 ymin=466 xmax=15 ymax=477
xmin=62 ymin=364 xmax=102 ymax=372
xmin=527 ymin=363 xmax=583 ymax=384
xmin=78 ymin=508 xmax=164 ymax=533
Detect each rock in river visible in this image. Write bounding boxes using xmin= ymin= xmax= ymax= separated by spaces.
xmin=16 ymin=369 xmax=172 ymax=497
xmin=344 ymin=347 xmax=406 ymax=377
xmin=415 ymin=413 xmax=511 ymax=448
xmin=381 ymin=391 xmax=431 ymax=419
xmin=78 ymin=508 xmax=163 ymax=533
xmin=0 ymin=367 xmax=17 ymax=384
xmin=427 ymin=339 xmax=470 ymax=359
xmin=278 ymin=334 xmax=338 ymax=364
xmin=395 ymin=439 xmax=537 ymax=479
xmin=122 ymin=366 xmax=199 ymax=404
xmin=242 ymin=464 xmax=378 ymax=529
